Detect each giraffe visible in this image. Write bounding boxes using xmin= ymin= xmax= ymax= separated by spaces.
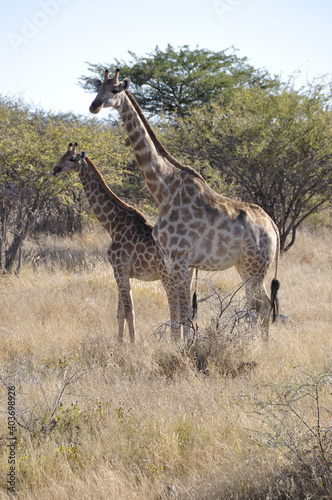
xmin=53 ymin=142 xmax=189 ymax=343
xmin=89 ymin=69 xmax=280 ymax=339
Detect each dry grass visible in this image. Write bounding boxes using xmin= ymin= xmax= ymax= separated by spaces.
xmin=0 ymin=227 xmax=331 ymax=499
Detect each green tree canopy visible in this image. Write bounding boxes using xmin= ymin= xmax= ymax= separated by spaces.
xmin=80 ymin=45 xmax=331 ymax=251
xmin=80 ymin=44 xmax=280 ymax=117
xmin=160 ymin=81 xmax=332 ymax=252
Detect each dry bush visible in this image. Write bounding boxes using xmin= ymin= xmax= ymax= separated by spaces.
xmin=0 ymin=227 xmax=331 ymax=499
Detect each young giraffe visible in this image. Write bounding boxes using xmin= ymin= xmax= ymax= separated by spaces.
xmin=53 ymin=143 xmax=190 ymax=343
xmin=89 ymin=70 xmax=280 ymax=339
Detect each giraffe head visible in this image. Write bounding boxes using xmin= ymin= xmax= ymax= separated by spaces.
xmin=53 ymin=143 xmax=86 ymax=176
xmin=89 ymin=68 xmax=130 ymax=114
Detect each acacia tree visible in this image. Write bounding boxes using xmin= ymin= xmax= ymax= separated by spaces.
xmin=0 ymin=96 xmax=135 ymax=273
xmin=160 ymin=82 xmax=332 ymax=252
xmin=81 ymin=45 xmax=331 ymax=251
xmin=0 ymin=99 xmax=62 ymax=272
xmin=1 ymin=166 xmax=56 ymax=273
xmin=80 ymin=44 xmax=280 ymax=117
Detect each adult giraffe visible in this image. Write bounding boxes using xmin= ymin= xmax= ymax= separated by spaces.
xmin=53 ymin=143 xmax=188 ymax=342
xmin=89 ymin=69 xmax=280 ymax=339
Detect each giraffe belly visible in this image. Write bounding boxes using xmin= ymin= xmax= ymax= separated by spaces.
xmin=131 ymin=269 xmax=160 ymax=281
xmin=188 ymin=226 xmax=244 ymax=271
xmin=154 ymin=232 xmax=243 ymax=272
xmin=154 ymin=210 xmax=245 ymax=273
xmin=129 ymin=249 xmax=161 ymax=282
xmin=189 ymin=245 xmax=241 ymax=271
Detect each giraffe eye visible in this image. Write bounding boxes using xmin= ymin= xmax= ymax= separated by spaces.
xmin=69 ymin=158 xmax=76 ymax=162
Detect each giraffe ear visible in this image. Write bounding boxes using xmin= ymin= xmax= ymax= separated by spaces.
xmin=120 ymin=78 xmax=131 ymax=91
xmin=80 ymin=151 xmax=87 ymax=159
xmin=91 ymin=78 xmax=102 ymax=91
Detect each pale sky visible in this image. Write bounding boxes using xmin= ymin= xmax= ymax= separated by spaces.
xmin=1 ymin=0 xmax=331 ymax=118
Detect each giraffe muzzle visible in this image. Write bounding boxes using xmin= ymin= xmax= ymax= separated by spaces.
xmin=89 ymin=99 xmax=103 ymax=114
xmin=53 ymin=166 xmax=62 ymax=176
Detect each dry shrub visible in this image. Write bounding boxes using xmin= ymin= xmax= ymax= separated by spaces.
xmin=185 ymin=279 xmax=261 ymax=380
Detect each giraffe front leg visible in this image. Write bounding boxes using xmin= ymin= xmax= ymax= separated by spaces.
xmin=179 ymin=267 xmax=193 ymax=340
xmin=163 ymin=279 xmax=181 ymax=341
xmin=109 ymin=252 xmax=129 ymax=343
xmin=157 ymin=255 xmax=181 ymax=341
xmin=167 ymin=260 xmax=192 ymax=341
xmin=114 ymin=273 xmax=136 ymax=344
xmin=169 ymin=287 xmax=181 ymax=341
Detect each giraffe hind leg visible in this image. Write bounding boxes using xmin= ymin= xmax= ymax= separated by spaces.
xmin=244 ymin=279 xmax=271 ymax=340
xmin=123 ymin=289 xmax=135 ymax=343
xmin=117 ymin=295 xmax=125 ymax=343
xmin=128 ymin=292 xmax=136 ymax=343
xmin=258 ymin=284 xmax=272 ymax=340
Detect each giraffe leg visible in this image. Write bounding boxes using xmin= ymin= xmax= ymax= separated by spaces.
xmin=157 ymin=255 xmax=181 ymax=340
xmin=236 ymin=240 xmax=274 ymax=339
xmin=244 ymin=278 xmax=271 ymax=339
xmin=257 ymin=283 xmax=272 ymax=341
xmin=162 ymin=266 xmax=190 ymax=341
xmin=169 ymin=288 xmax=181 ymax=341
xmin=114 ymin=273 xmax=136 ymax=343
xmin=176 ymin=263 xmax=193 ymax=340
xmin=117 ymin=295 xmax=125 ymax=343
xmin=125 ymin=289 xmax=136 ymax=343
xmin=163 ymin=279 xmax=181 ymax=341
xmin=157 ymin=255 xmax=192 ymax=341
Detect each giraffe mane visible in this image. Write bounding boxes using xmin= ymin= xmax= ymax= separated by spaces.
xmin=125 ymin=91 xmax=206 ymax=184
xmin=84 ymin=156 xmax=148 ymax=223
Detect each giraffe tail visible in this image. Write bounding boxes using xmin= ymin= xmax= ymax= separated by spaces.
xmin=270 ymin=224 xmax=280 ymax=322
xmin=192 ymin=269 xmax=198 ymax=319
xmin=270 ymin=278 xmax=280 ymax=322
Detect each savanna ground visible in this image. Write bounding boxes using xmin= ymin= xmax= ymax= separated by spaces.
xmin=0 ymin=226 xmax=331 ymax=499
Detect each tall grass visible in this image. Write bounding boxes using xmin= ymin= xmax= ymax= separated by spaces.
xmin=0 ymin=227 xmax=331 ymax=499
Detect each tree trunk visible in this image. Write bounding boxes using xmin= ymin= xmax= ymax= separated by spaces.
xmin=0 ymin=199 xmax=7 ymax=272
xmin=15 ymin=243 xmax=23 ymax=275
xmin=5 ymin=232 xmax=22 ymax=272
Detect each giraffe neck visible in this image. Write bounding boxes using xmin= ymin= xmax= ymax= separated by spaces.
xmin=78 ymin=157 xmax=144 ymax=237
xmin=115 ymin=92 xmax=181 ymax=207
